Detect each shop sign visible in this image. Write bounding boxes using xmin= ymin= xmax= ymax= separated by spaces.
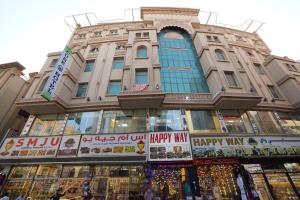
xmin=149 ymin=131 xmax=192 ymax=161
xmin=78 ymin=133 xmax=147 ymax=157
xmin=0 ymin=136 xmax=61 ymax=159
xmin=191 ymin=136 xmax=300 ymax=158
xmin=41 ymin=46 xmax=72 ymax=101
xmin=57 ymin=135 xmax=81 ymax=157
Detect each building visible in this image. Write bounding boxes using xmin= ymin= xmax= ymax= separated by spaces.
xmin=0 ymin=7 xmax=300 ymax=199
xmin=0 ymin=62 xmax=34 ymax=141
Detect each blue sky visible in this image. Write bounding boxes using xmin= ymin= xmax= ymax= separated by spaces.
xmin=0 ymin=0 xmax=299 ymax=75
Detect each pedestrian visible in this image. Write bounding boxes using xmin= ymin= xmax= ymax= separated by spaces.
xmin=16 ymin=193 xmax=25 ymax=200
xmin=0 ymin=192 xmax=9 ymax=200
xmin=144 ymin=186 xmax=154 ymax=200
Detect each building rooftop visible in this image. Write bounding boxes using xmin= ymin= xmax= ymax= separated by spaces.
xmin=0 ymin=61 xmax=25 ymax=71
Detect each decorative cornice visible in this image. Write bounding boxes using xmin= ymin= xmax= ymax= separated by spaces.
xmin=141 ymin=7 xmax=199 ymax=19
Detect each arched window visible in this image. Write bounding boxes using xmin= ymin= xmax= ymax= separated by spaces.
xmin=215 ymin=49 xmax=227 ymax=61
xmin=137 ymin=46 xmax=147 ymax=58
xmin=38 ymin=77 xmax=49 ymax=92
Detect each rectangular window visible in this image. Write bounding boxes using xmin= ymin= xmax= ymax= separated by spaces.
xmin=267 ymin=85 xmax=279 ymax=99
xmin=94 ymin=31 xmax=102 ymax=37
xmin=108 ymin=80 xmax=121 ymax=95
xmin=149 ymin=110 xmax=183 ymax=131
xmin=35 ymin=165 xmax=62 ymax=178
xmin=135 ymin=33 xmax=141 ymax=38
xmin=64 ymin=112 xmax=99 ymax=134
xmin=78 ymin=34 xmax=86 ymax=39
xmin=110 ymin=30 xmax=118 ymax=35
xmin=222 ymin=110 xmax=247 ymax=133
xmin=112 ymin=57 xmax=124 ymax=69
xmin=206 ymin=35 xmax=212 ymax=41
xmin=213 ymin=36 xmax=220 ymax=42
xmin=143 ymin=32 xmax=149 ymax=38
xmin=61 ymin=165 xmax=92 ymax=178
xmin=135 ymin=70 xmax=148 ymax=84
xmin=275 ymin=112 xmax=300 ymax=134
xmin=101 ymin=110 xmax=146 ymax=133
xmin=50 ymin=59 xmax=58 ymax=67
xmin=254 ymin=63 xmax=265 ymax=75
xmin=190 ymin=110 xmax=215 ymax=130
xmin=29 ymin=114 xmax=65 ymax=136
xmin=76 ymin=83 xmax=88 ymax=97
xmin=84 ymin=60 xmax=94 ymax=72
xmin=225 ymin=71 xmax=238 ymax=87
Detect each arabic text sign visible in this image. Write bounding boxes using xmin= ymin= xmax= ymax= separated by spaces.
xmin=41 ymin=46 xmax=72 ymax=101
xmin=78 ymin=133 xmax=147 ymax=157
xmin=149 ymin=131 xmax=192 ymax=161
xmin=0 ymin=136 xmax=61 ymax=159
xmin=57 ymin=135 xmax=81 ymax=157
xmin=191 ymin=136 xmax=300 ymax=158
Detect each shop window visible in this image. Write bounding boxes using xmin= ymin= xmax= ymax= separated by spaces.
xmin=266 ymin=173 xmax=298 ymax=199
xmin=9 ymin=166 xmax=38 ymax=179
xmin=35 ymin=165 xmax=61 ymax=178
xmin=101 ymin=110 xmax=146 ymax=133
xmin=222 ymin=110 xmax=247 ymax=133
xmin=275 ymin=112 xmax=300 ymax=134
xmin=64 ymin=111 xmax=99 ymax=134
xmin=107 ymin=80 xmax=121 ymax=95
xmin=190 ymin=110 xmax=216 ymax=131
xmin=112 ymin=57 xmax=124 ymax=69
xmin=254 ymin=63 xmax=265 ymax=75
xmin=37 ymin=76 xmax=49 ymax=92
xmin=84 ymin=60 xmax=94 ymax=72
xmin=61 ymin=165 xmax=92 ymax=178
xmin=135 ymin=69 xmax=148 ymax=84
xmin=247 ymin=111 xmax=282 ymax=134
xmin=5 ymin=180 xmax=33 ymax=200
xmin=224 ymin=71 xmax=238 ymax=87
xmin=215 ymin=49 xmax=227 ymax=61
xmin=137 ymin=46 xmax=147 ymax=58
xmin=50 ymin=59 xmax=58 ymax=67
xmin=29 ymin=114 xmax=65 ymax=136
xmin=76 ymin=83 xmax=88 ymax=97
xmin=30 ymin=179 xmax=58 ymax=199
xmin=149 ymin=110 xmax=183 ymax=131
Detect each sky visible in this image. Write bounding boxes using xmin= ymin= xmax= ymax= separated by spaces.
xmin=0 ymin=0 xmax=299 ymax=76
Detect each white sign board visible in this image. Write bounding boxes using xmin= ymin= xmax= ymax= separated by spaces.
xmin=149 ymin=131 xmax=192 ymax=161
xmin=0 ymin=136 xmax=61 ymax=159
xmin=78 ymin=133 xmax=147 ymax=157
xmin=41 ymin=46 xmax=72 ymax=101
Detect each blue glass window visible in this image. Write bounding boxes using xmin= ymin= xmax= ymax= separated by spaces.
xmin=76 ymin=83 xmax=88 ymax=97
xmin=84 ymin=60 xmax=94 ymax=72
xmin=215 ymin=49 xmax=227 ymax=61
xmin=112 ymin=57 xmax=124 ymax=69
xmin=135 ymin=70 xmax=148 ymax=84
xmin=137 ymin=46 xmax=147 ymax=57
xmin=108 ymin=80 xmax=121 ymax=95
xmin=158 ymin=28 xmax=209 ymax=93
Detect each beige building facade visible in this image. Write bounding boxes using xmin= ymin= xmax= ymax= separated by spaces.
xmin=0 ymin=7 xmax=300 ymax=200
xmin=0 ymin=62 xmax=33 ymax=141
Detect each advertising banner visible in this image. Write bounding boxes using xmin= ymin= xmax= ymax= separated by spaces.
xmin=57 ymin=135 xmax=81 ymax=157
xmin=191 ymin=136 xmax=300 ymax=158
xmin=78 ymin=133 xmax=147 ymax=157
xmin=0 ymin=136 xmax=61 ymax=159
xmin=41 ymin=46 xmax=72 ymax=101
xmin=149 ymin=131 xmax=192 ymax=161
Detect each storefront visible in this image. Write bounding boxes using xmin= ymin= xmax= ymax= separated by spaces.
xmin=148 ymin=131 xmax=196 ymax=199
xmin=2 ymin=164 xmax=146 ymax=200
xmin=0 ymin=133 xmax=148 ymax=199
xmin=191 ymin=135 xmax=300 ymax=199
